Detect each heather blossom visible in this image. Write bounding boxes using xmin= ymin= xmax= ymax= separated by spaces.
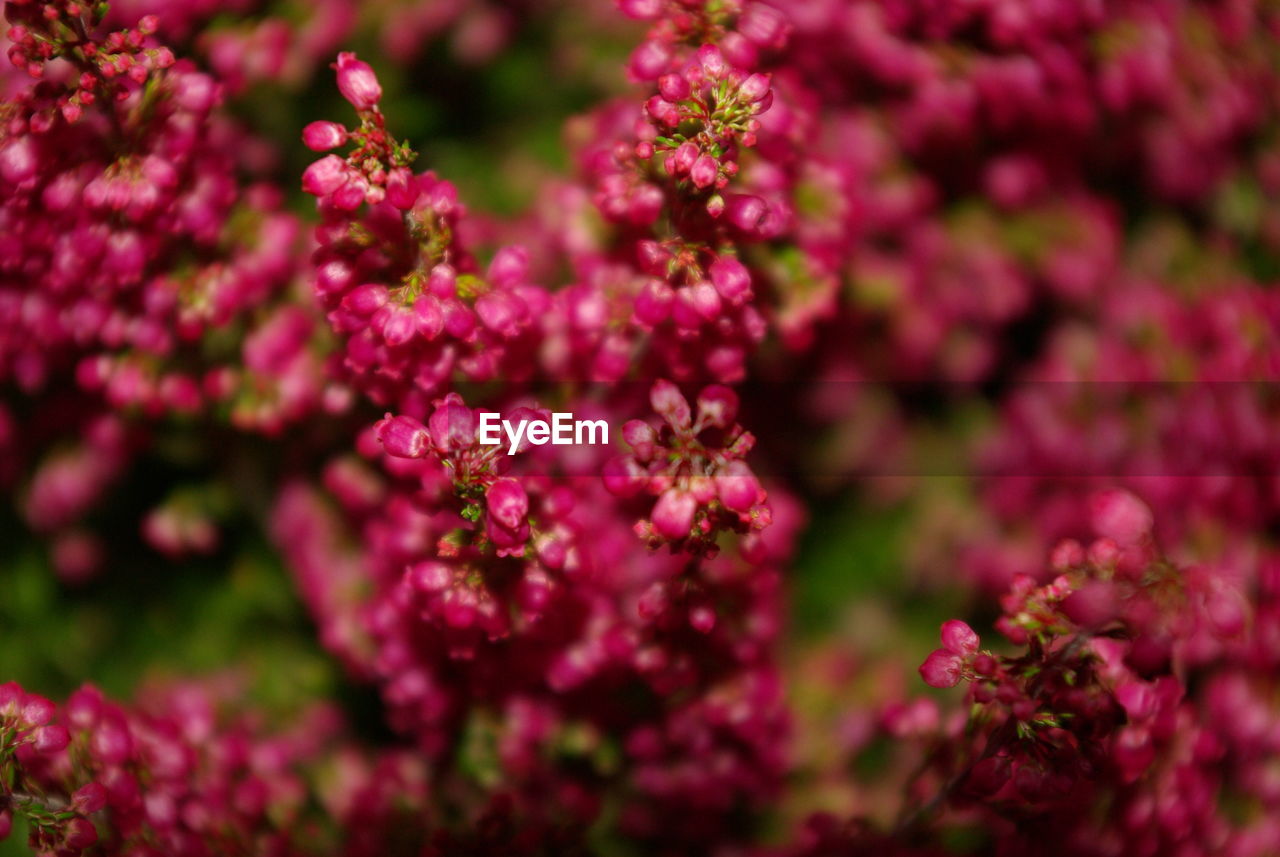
xmin=2 ymin=0 xmax=1280 ymax=854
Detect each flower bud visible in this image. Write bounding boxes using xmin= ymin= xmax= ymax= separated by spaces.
xmin=1089 ymin=489 xmax=1152 ymax=545
xmin=413 ymin=295 xmax=444 ymax=339
xmin=919 ymin=649 xmax=964 ymax=688
xmin=670 ymin=141 xmax=699 ymax=175
xmin=0 ymin=137 xmax=37 ymax=184
xmin=635 ymin=279 xmax=674 ymax=324
xmin=487 ymin=478 xmax=529 ymax=531
xmin=31 ymin=724 xmax=70 ymax=754
xmin=302 ymin=120 xmax=348 ymax=151
xmin=341 ymin=283 xmax=388 ymax=316
xmin=940 ymin=619 xmax=979 ymax=655
xmin=375 ymin=414 xmax=430 ymax=458
xmin=301 ymin=155 xmax=348 ymax=197
xmin=64 ymin=817 xmax=98 ymax=850
xmin=20 ymin=695 xmax=55 ymax=727
xmin=738 ymin=72 xmax=771 ymax=103
xmin=428 ymin=394 xmax=477 ymax=451
xmin=488 ymin=245 xmax=529 ymax=288
xmin=623 ymin=420 xmax=658 ymax=460
xmin=334 ymin=52 xmax=382 ymax=110
xmin=618 ymin=0 xmax=661 ymax=19
xmin=72 ymin=782 xmax=108 ymax=815
xmin=740 ymin=3 xmax=789 ymax=47
xmin=603 ymin=456 xmax=647 ymax=497
xmin=680 ymin=281 xmax=722 ymax=322
xmin=709 ymin=257 xmax=752 ymax=304
xmin=629 ymin=39 xmax=671 ymax=81
xmin=637 ymin=241 xmax=671 ymax=275
xmin=697 ymin=385 xmax=739 ymax=428
xmin=650 ymin=379 xmax=691 ymax=426
xmin=386 ymin=167 xmax=418 ymax=209
xmin=697 ymin=44 xmax=726 ymax=77
xmin=658 ymin=73 xmax=690 ymax=102
xmin=717 ymin=461 xmax=761 ymax=513
xmin=428 ymin=263 xmax=458 ymax=297
xmin=652 ymin=489 xmax=697 ymax=540
xmin=690 ymin=154 xmax=718 ymax=188
xmin=726 ymin=193 xmax=768 ymax=232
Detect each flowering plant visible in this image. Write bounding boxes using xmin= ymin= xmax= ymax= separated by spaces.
xmin=2 ymin=0 xmax=1279 ymax=854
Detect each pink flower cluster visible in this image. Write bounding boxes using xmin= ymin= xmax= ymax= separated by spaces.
xmin=906 ymin=492 xmax=1278 ymax=855
xmin=2 ymin=0 xmax=1280 ymax=854
xmin=272 ymin=375 xmax=796 ymax=848
xmin=0 ymin=678 xmax=441 ymax=857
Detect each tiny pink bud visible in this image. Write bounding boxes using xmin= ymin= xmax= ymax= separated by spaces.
xmin=717 ymin=461 xmax=761 ymax=513
xmin=919 ymin=649 xmax=964 ymax=688
xmin=32 ymin=724 xmax=70 ymax=754
xmin=709 ymin=257 xmax=752 ymax=304
xmin=409 ymin=561 xmax=452 ymax=593
xmin=20 ymin=695 xmax=55 ymax=727
xmin=1089 ymin=489 xmax=1152 ymax=545
xmin=603 ymin=456 xmax=647 ymax=497
xmin=738 ymin=72 xmax=771 ymax=103
xmin=301 ymin=155 xmax=348 ymax=197
xmin=629 ymin=39 xmax=671 ymax=81
xmin=487 ymin=478 xmax=529 ymax=531
xmin=618 ymin=0 xmax=661 ymax=19
xmin=622 ymin=420 xmax=658 ymax=460
xmin=72 ymin=782 xmax=108 ymax=815
xmin=1061 ymin=580 xmax=1119 ymax=628
xmin=0 ymin=137 xmax=37 ymax=184
xmin=689 ymin=606 xmax=716 ymax=633
xmin=671 ymin=141 xmax=699 ymax=175
xmin=697 ymin=44 xmax=727 ymax=77
xmin=375 ymin=414 xmax=430 ymax=458
xmin=488 ymin=245 xmax=529 ymax=288
xmin=681 ymin=281 xmax=722 ymax=321
xmin=690 ymin=154 xmax=718 ymax=188
xmin=652 ymin=489 xmax=697 ymax=540
xmin=658 ymin=73 xmax=690 ymax=102
xmin=341 ymin=283 xmax=388 ymax=315
xmin=302 ymin=121 xmax=347 ymax=151
xmin=697 ymin=385 xmax=739 ymax=428
xmin=428 ymin=264 xmax=458 ymax=297
xmin=428 ymin=394 xmax=477 ymax=451
xmin=64 ymin=817 xmax=98 ymax=849
xmin=726 ymin=193 xmax=768 ymax=232
xmin=650 ymin=380 xmax=691 ymax=427
xmin=940 ymin=620 xmax=979 ymax=655
xmin=386 ymin=167 xmax=418 ymax=209
xmin=637 ymin=242 xmax=671 ymax=274
xmin=334 ymin=52 xmax=382 ymax=110
xmin=635 ymin=279 xmax=674 ymax=325
xmin=413 ymin=295 xmax=444 ymax=339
